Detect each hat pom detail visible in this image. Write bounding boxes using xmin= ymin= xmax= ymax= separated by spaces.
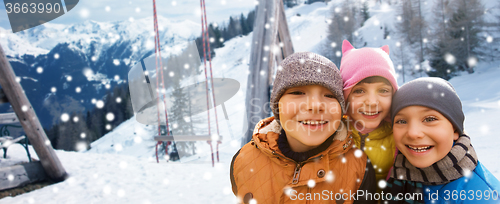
xmin=380 ymin=45 xmax=390 ymax=55
xmin=342 ymin=40 xmax=355 ymax=55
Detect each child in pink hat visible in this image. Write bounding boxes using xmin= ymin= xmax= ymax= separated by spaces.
xmin=340 ymin=40 xmax=398 ymax=190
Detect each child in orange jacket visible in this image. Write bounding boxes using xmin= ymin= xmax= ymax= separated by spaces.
xmin=231 ymin=52 xmax=376 ymax=204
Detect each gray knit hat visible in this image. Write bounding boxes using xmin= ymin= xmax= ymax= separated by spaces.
xmin=270 ymin=52 xmax=344 ymax=122
xmin=391 ymin=77 xmax=464 ymax=135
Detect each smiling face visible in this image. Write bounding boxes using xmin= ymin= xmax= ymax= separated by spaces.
xmin=346 ymin=78 xmax=393 ymax=132
xmin=278 ymin=85 xmax=342 ymax=152
xmin=393 ymin=106 xmax=459 ymax=168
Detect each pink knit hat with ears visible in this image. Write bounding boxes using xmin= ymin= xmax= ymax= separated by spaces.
xmin=339 ymin=40 xmax=398 ymax=101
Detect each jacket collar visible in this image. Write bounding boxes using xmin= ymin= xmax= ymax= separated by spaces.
xmin=251 ymin=117 xmax=352 ymax=163
xmin=350 ymin=120 xmax=392 ymax=140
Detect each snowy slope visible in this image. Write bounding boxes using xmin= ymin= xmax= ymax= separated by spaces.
xmin=1 ymin=1 xmax=500 ymax=203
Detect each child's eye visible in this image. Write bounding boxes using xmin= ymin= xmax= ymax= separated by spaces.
xmin=423 ymin=116 xmax=437 ymax=122
xmin=352 ymin=89 xmax=364 ymax=94
xmin=288 ymin=91 xmax=304 ymax=95
xmin=394 ymin=119 xmax=406 ymax=124
xmin=379 ymin=88 xmax=391 ymax=93
xmin=325 ymin=94 xmax=335 ymax=98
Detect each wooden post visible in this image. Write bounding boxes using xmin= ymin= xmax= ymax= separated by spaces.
xmin=0 ymin=44 xmax=67 ymax=182
xmin=243 ymin=0 xmax=294 ymax=145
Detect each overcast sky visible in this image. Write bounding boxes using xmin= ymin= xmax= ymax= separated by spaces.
xmin=0 ymin=0 xmax=256 ymax=31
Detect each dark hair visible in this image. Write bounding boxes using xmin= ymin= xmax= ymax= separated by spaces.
xmin=358 ymin=76 xmax=391 ymax=86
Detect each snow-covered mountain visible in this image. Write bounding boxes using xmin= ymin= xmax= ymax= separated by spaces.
xmin=0 ymin=16 xmax=202 ymax=128
xmin=1 ymin=16 xmax=200 ymax=58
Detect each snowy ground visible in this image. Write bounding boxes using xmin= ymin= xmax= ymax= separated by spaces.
xmin=1 ymin=1 xmax=500 ymax=203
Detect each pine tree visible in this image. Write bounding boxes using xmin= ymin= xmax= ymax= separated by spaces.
xmin=169 ymin=79 xmax=196 ymax=157
xmin=361 ymin=1 xmax=370 ymax=26
xmin=240 ymin=14 xmax=250 ymax=36
xmin=446 ymin=0 xmax=485 ymax=73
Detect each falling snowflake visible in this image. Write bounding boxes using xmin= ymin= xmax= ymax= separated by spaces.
xmin=106 ymin=124 xmax=112 ymax=130
xmin=80 ymin=133 xmax=86 ymax=139
xmin=52 ymin=187 xmax=59 ymax=193
xmin=36 ymin=67 xmax=43 ymax=73
xmin=105 ymin=6 xmax=110 ymax=12
xmin=414 ymin=64 xmax=420 ymax=70
xmin=486 ymin=36 xmax=493 ymax=43
xmin=135 ymin=7 xmax=141 ymax=13
xmin=116 ymin=97 xmax=122 ymax=103
xmin=134 ymin=136 xmax=142 ymax=144
xmin=463 ymin=169 xmax=472 ymax=178
xmin=75 ymin=142 xmax=87 ymax=152
xmin=73 ymin=116 xmax=79 ymax=122
xmin=114 ymin=143 xmax=123 ymax=152
xmin=21 ymin=105 xmax=28 ymax=112
xmin=80 ymin=8 xmax=90 ymax=18
xmin=341 ymin=157 xmax=346 ymax=163
xmin=307 ymin=179 xmax=316 ymax=188
xmin=325 ymin=171 xmax=334 ymax=182
xmin=163 ymin=178 xmax=169 ymax=185
xmin=169 ymin=72 xmax=174 ymax=77
xmin=336 ymin=51 xmax=341 ymax=57
xmin=467 ymin=57 xmax=477 ymax=67
xmin=51 ymin=87 xmax=57 ymax=93
xmin=373 ymin=19 xmax=380 ymax=26
xmin=354 ymin=149 xmax=363 ymax=158
xmin=129 ymin=17 xmax=135 ymax=22
xmin=45 ymin=140 xmax=51 ymax=146
xmin=378 ymin=180 xmax=387 ymax=189
xmin=106 ymin=113 xmax=115 ymax=121
xmin=103 ymin=185 xmax=112 ymax=195
xmin=7 ymin=174 xmax=14 ymax=181
xmin=105 ymin=84 xmax=111 ymax=89
xmin=96 ymin=100 xmax=104 ymax=108
xmin=15 ymin=77 xmax=21 ymax=82
xmin=427 ymin=84 xmax=433 ymax=89
xmin=61 ymin=113 xmax=70 ymax=122
xmin=334 ymin=7 xmax=341 ymax=13
xmin=344 ymin=16 xmax=349 ymax=22
xmin=397 ymin=16 xmax=402 ymax=21
xmin=249 ymin=199 xmax=257 ymax=204
xmin=66 ymin=76 xmax=72 ymax=82
xmin=397 ymin=65 xmax=402 ymax=70
xmin=331 ymin=42 xmax=337 ymax=48
xmin=113 ymin=59 xmax=120 ymax=66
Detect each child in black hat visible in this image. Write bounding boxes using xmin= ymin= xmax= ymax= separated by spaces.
xmin=386 ymin=77 xmax=500 ymax=204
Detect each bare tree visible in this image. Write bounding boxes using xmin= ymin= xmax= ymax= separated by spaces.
xmin=395 ymin=0 xmax=427 ymax=76
xmin=324 ymin=0 xmax=362 ymax=66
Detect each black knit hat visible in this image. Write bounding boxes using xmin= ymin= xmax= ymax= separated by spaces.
xmin=270 ymin=52 xmax=344 ymax=122
xmin=391 ymin=77 xmax=464 ymax=135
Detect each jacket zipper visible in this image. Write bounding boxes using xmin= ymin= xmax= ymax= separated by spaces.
xmin=271 ymin=151 xmax=324 ymax=185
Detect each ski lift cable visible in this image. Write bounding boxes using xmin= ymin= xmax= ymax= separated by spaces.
xmin=202 ymin=0 xmax=221 ymax=138
xmin=199 ymin=0 xmax=212 ymax=138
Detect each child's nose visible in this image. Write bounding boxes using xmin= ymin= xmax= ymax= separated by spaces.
xmin=364 ymin=93 xmax=379 ymax=106
xmin=306 ymin=96 xmax=324 ymax=112
xmin=406 ymin=122 xmax=424 ymax=140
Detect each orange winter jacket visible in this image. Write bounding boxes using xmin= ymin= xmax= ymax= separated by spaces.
xmin=230 ymin=117 xmax=376 ymax=204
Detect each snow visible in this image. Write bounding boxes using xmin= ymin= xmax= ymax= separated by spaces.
xmin=1 ymin=0 xmax=500 ymax=203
